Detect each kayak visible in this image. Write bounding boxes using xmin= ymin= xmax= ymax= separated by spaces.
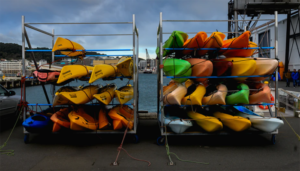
xmin=181 ymin=84 xmax=206 ymax=106
xmin=58 ymin=85 xmax=98 ymax=105
xmin=213 ymin=111 xmax=251 ymax=132
xmin=202 ymin=84 xmax=227 ymax=105
xmin=50 ymin=108 xmax=70 ymax=132
xmin=163 ymin=58 xmax=192 ymax=83
xmin=98 ymin=108 xmax=110 ymax=129
xmin=164 ymin=116 xmax=193 ymax=134
xmin=185 ymin=58 xmax=213 ymax=83
xmin=249 ymin=83 xmax=272 ymax=104
xmin=212 ymin=59 xmax=233 ymax=76
xmin=23 ymin=114 xmax=52 ymax=133
xmin=220 ymin=58 xmax=256 ymax=81
xmin=119 ymin=105 xmax=134 ymax=119
xmin=182 ymin=31 xmax=207 ymax=55
xmin=187 ymin=111 xmax=223 ymax=132
xmin=94 ymin=84 xmax=116 ymax=105
xmin=226 ymin=83 xmax=250 ymax=105
xmin=156 ymin=31 xmax=188 ymax=57
xmin=53 ymin=86 xmax=78 ymax=106
xmin=163 ymin=80 xmax=178 ymax=96
xmin=220 ymin=31 xmax=257 ymax=57
xmin=163 ymin=85 xmax=187 ymax=105
xmin=68 ymin=108 xmax=98 ymax=131
xmin=232 ymin=106 xmax=284 ymax=132
xmin=116 ymin=57 xmax=134 ymax=78
xmin=108 ymin=105 xmax=134 ymax=130
xmin=115 ymin=84 xmax=134 ymax=104
xmin=33 ymin=69 xmax=60 ymax=83
xmin=198 ymin=32 xmax=226 ymax=56
xmin=57 ymin=65 xmax=93 ymax=84
xmin=184 ymin=79 xmax=194 ymax=88
xmin=52 ymin=37 xmax=85 ymax=58
xmin=247 ymin=58 xmax=278 ymax=81
xmin=89 ymin=64 xmax=119 ymax=83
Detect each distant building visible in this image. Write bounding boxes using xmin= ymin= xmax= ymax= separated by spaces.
xmin=139 ymin=60 xmax=147 ymax=69
xmin=0 ymin=60 xmax=29 ymax=76
xmin=38 ymin=59 xmax=47 ymax=66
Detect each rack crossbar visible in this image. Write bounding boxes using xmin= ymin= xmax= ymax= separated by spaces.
xmin=166 ymin=103 xmax=274 ymax=107
xmin=165 ymin=75 xmax=271 ymax=79
xmin=163 ymin=32 xmax=244 ymax=34
xmin=28 ymin=103 xmax=132 ymax=106
xmin=26 ymin=49 xmax=133 ymax=52
xmin=55 ymin=54 xmax=133 ymax=57
xmin=25 ymin=22 xmax=133 ymax=25
xmin=55 ymin=34 xmax=133 ymax=36
xmin=163 ymin=19 xmax=274 ymax=22
xmin=164 ymin=47 xmax=274 ymax=50
xmin=25 ymin=24 xmax=53 ymax=37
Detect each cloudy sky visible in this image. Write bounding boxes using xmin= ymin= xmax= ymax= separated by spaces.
xmin=0 ymin=0 xmax=286 ymax=59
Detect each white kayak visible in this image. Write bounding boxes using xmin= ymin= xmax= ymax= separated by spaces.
xmin=164 ymin=116 xmax=193 ymax=134
xmin=233 ymin=106 xmax=284 ymax=132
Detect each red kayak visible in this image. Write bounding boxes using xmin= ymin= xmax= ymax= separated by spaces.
xmin=33 ymin=69 xmax=60 ymax=83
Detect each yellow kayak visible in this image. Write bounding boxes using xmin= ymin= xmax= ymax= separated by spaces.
xmin=187 ymin=111 xmax=223 ymax=132
xmin=221 ymin=58 xmax=256 ymax=81
xmin=116 ymin=57 xmax=134 ymax=78
xmin=213 ymin=111 xmax=251 ymax=132
xmin=89 ymin=64 xmax=119 ymax=83
xmin=93 ymin=84 xmax=116 ymax=105
xmin=58 ymin=85 xmax=98 ymax=105
xmin=108 ymin=105 xmax=134 ymax=130
xmin=68 ymin=108 xmax=98 ymax=131
xmin=181 ymin=84 xmax=206 ymax=106
xmin=115 ymin=84 xmax=134 ymax=104
xmin=57 ymin=65 xmax=93 ymax=84
xmin=53 ymin=86 xmax=78 ymax=106
xmin=184 ymin=79 xmax=194 ymax=88
xmin=247 ymin=58 xmax=278 ymax=81
xmin=52 ymin=37 xmax=85 ymax=58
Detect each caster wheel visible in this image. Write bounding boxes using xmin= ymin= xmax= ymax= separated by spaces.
xmin=24 ymin=134 xmax=29 ymax=144
xmin=271 ymin=135 xmax=276 ymax=145
xmin=157 ymin=136 xmax=165 ymax=146
xmin=132 ymin=134 xmax=139 ymax=143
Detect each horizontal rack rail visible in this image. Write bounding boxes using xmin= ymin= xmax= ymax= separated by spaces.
xmin=164 ymin=47 xmax=274 ymax=50
xmin=162 ymin=19 xmax=274 ymax=22
xmin=164 ymin=74 xmax=272 ymax=78
xmin=25 ymin=76 xmax=131 ymax=79
xmin=26 ymin=49 xmax=133 ymax=52
xmin=55 ymin=54 xmax=133 ymax=57
xmin=25 ymin=22 xmax=133 ymax=25
xmin=165 ymin=103 xmax=274 ymax=107
xmin=54 ymin=34 xmax=133 ymax=36
xmin=27 ymin=103 xmax=132 ymax=106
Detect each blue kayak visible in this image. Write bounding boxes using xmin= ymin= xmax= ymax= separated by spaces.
xmin=22 ymin=114 xmax=52 ymax=133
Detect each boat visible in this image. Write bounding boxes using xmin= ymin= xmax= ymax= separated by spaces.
xmin=247 ymin=58 xmax=278 ymax=81
xmin=187 ymin=111 xmax=223 ymax=132
xmin=68 ymin=108 xmax=98 ymax=131
xmin=248 ymin=83 xmax=272 ymax=104
xmin=219 ymin=58 xmax=256 ymax=81
xmin=116 ymin=57 xmax=134 ymax=78
xmin=143 ymin=68 xmax=152 ymax=74
xmin=108 ymin=106 xmax=134 ymax=130
xmin=213 ymin=111 xmax=251 ymax=132
xmin=163 ymin=58 xmax=192 ymax=83
xmin=98 ymin=108 xmax=110 ymax=129
xmin=185 ymin=58 xmax=213 ymax=83
xmin=231 ymin=106 xmax=284 ymax=132
xmin=226 ymin=83 xmax=250 ymax=105
xmin=33 ymin=69 xmax=60 ymax=83
xmin=53 ymin=86 xmax=78 ymax=106
xmin=115 ymin=84 xmax=134 ymax=104
xmin=182 ymin=31 xmax=207 ymax=55
xmin=163 ymin=85 xmax=187 ymax=105
xmin=197 ymin=32 xmax=226 ymax=56
xmin=57 ymin=65 xmax=93 ymax=84
xmin=181 ymin=84 xmax=206 ymax=106
xmin=52 ymin=37 xmax=86 ymax=58
xmin=156 ymin=31 xmax=188 ymax=57
xmin=202 ymin=84 xmax=227 ymax=105
xmin=212 ymin=59 xmax=233 ymax=76
xmin=89 ymin=64 xmax=119 ymax=83
xmin=93 ymin=84 xmax=116 ymax=105
xmin=50 ymin=108 xmax=70 ymax=132
xmin=22 ymin=114 xmax=52 ymax=133
xmin=163 ymin=80 xmax=178 ymax=96
xmin=164 ymin=116 xmax=193 ymax=134
xmin=220 ymin=31 xmax=257 ymax=57
xmin=57 ymin=85 xmax=98 ymax=105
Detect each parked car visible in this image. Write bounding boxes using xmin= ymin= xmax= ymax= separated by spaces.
xmin=0 ymin=85 xmax=21 ymax=120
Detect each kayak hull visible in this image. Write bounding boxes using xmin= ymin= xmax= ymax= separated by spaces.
xmin=181 ymin=84 xmax=206 ymax=106
xmin=226 ymin=83 xmax=250 ymax=105
xmin=163 ymin=85 xmax=187 ymax=105
xmin=115 ymin=84 xmax=134 ymax=105
xmin=68 ymin=108 xmax=98 ymax=130
xmin=182 ymin=32 xmax=207 ymax=55
xmin=247 ymin=58 xmax=279 ymax=81
xmin=94 ymin=84 xmax=116 ymax=105
xmin=187 ymin=111 xmax=223 ymax=132
xmin=57 ymin=65 xmax=93 ymax=84
xmin=213 ymin=112 xmax=251 ymax=132
xmin=164 ymin=116 xmax=193 ymax=134
xmin=163 ymin=58 xmax=192 ymax=83
xmin=202 ymin=84 xmax=227 ymax=105
xmin=89 ymin=64 xmax=118 ymax=83
xmin=185 ymin=58 xmax=213 ymax=82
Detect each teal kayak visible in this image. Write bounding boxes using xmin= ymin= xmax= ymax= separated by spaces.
xmin=226 ymin=83 xmax=249 ymax=105
xmin=163 ymin=58 xmax=192 ymax=83
xmin=156 ymin=31 xmax=188 ymax=57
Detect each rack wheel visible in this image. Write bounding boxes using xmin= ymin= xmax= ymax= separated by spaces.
xmin=132 ymin=134 xmax=139 ymax=143
xmin=271 ymin=135 xmax=276 ymax=145
xmin=24 ymin=134 xmax=29 ymax=144
xmin=157 ymin=136 xmax=165 ymax=146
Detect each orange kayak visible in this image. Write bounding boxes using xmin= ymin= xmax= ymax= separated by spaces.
xmin=163 ymin=80 xmax=178 ymax=96
xmin=212 ymin=60 xmax=233 ymax=76
xmin=198 ymin=32 xmax=225 ymax=56
xmin=249 ymin=83 xmax=272 ymax=104
xmin=113 ymin=120 xmax=123 ymax=130
xmin=220 ymin=31 xmax=251 ymax=57
xmin=68 ymin=108 xmax=98 ymax=131
xmin=98 ymin=108 xmax=110 ymax=129
xmin=50 ymin=108 xmax=70 ymax=132
xmin=186 ymin=58 xmax=213 ymax=83
xmin=108 ymin=106 xmax=134 ymax=130
xmin=182 ymin=31 xmax=207 ymax=55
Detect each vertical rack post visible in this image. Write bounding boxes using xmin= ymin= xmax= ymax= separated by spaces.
xmin=136 ymin=28 xmax=139 ymax=122
xmin=132 ymin=14 xmax=137 ymax=132
xmin=51 ymin=29 xmax=55 ymax=100
xmin=234 ymin=11 xmax=238 ymax=37
xmin=274 ymin=11 xmax=278 ymax=117
xmin=22 ymin=16 xmax=27 ymax=133
xmin=159 ymin=12 xmax=164 ymax=134
xmin=157 ymin=27 xmax=160 ymax=115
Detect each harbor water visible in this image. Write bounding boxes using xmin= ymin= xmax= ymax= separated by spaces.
xmin=9 ymin=73 xmax=171 ymax=113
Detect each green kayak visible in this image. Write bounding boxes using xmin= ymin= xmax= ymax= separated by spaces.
xmin=163 ymin=58 xmax=192 ymax=83
xmin=156 ymin=31 xmax=188 ymax=58
xmin=226 ymin=83 xmax=249 ymax=105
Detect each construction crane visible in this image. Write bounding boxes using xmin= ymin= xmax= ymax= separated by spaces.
xmin=144 ymin=49 xmax=152 ymax=73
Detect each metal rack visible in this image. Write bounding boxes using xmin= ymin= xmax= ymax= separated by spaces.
xmin=21 ymin=15 xmax=139 ymax=143
xmin=156 ymin=12 xmax=280 ymax=144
